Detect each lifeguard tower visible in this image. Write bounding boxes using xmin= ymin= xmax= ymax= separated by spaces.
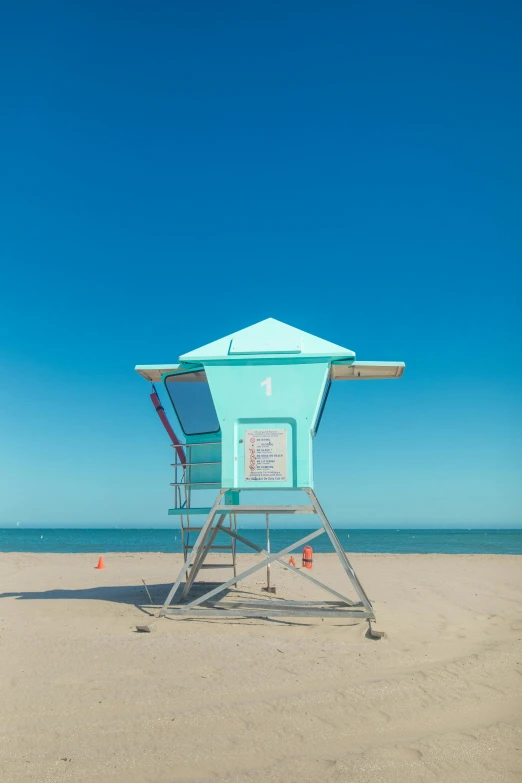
xmin=136 ymin=318 xmax=404 ymax=625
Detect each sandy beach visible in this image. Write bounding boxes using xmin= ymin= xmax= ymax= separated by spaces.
xmin=0 ymin=552 xmax=521 ymax=782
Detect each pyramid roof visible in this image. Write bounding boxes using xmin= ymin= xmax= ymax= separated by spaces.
xmin=179 ymin=318 xmax=356 ymax=362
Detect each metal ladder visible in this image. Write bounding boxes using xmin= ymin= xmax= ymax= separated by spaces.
xmin=170 ymin=442 xmax=237 ymax=576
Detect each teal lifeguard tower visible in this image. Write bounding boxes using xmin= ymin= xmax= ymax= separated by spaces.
xmin=136 ymin=318 xmax=404 ymax=625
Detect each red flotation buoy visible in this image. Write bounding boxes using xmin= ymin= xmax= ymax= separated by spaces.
xmin=302 ymin=545 xmax=313 ymax=569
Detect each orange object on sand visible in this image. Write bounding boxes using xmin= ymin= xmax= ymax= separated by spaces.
xmin=95 ymin=556 xmax=105 ymax=570
xmin=302 ymin=546 xmax=313 ymax=569
xmin=288 ymin=556 xmax=297 ymax=567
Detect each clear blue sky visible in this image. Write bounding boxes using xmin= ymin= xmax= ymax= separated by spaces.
xmin=1 ymin=1 xmax=520 ymax=528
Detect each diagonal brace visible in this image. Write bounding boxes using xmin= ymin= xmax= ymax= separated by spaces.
xmin=221 ymin=526 xmax=356 ymax=607
xmin=304 ymin=488 xmax=373 ymax=611
xmin=177 ymin=528 xmax=325 ymax=611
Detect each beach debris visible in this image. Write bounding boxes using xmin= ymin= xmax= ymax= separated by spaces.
xmin=136 ymin=624 xmax=154 ymax=633
xmin=95 ymin=556 xmax=105 ymax=570
xmin=287 ymin=556 xmax=297 ymax=567
xmin=142 ymin=579 xmax=153 ymax=604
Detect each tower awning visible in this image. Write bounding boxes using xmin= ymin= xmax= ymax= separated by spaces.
xmin=331 ymin=361 xmax=405 ymax=380
xmin=136 ymin=361 xmax=404 ymax=383
xmin=135 ymin=365 xmax=185 ymax=382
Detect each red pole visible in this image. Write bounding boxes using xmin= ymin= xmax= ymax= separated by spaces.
xmin=150 ymin=387 xmax=186 ymax=466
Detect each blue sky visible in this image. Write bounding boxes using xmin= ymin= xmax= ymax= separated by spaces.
xmin=1 ymin=0 xmax=520 ymax=528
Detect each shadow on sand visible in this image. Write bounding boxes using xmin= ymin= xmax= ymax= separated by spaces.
xmin=0 ymin=581 xmax=249 ymax=607
xmin=0 ymin=584 xmax=363 ymax=629
xmin=0 ymin=583 xmax=172 ymax=605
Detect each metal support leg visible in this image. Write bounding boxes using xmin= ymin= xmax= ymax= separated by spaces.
xmin=261 ymin=513 xmax=276 ymax=593
xmin=160 ymin=488 xmax=227 ymax=614
xmin=180 ymin=514 xmax=188 ymax=561
xmin=232 ymin=513 xmax=237 ymax=578
xmin=304 ymin=488 xmax=373 ymax=612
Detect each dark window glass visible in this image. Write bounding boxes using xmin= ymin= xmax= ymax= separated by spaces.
xmin=164 ymin=372 xmax=220 ymax=436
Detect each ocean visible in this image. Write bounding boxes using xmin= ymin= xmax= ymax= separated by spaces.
xmin=1 ymin=528 xmax=521 ymax=555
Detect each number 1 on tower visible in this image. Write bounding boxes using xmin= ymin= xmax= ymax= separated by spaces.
xmin=261 ymin=377 xmax=272 ymax=396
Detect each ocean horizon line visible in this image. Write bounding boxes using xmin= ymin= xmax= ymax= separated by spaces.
xmin=2 ymin=527 xmax=521 ymax=555
xmin=2 ymin=525 xmax=521 ymax=531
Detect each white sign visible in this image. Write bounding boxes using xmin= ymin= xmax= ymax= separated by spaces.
xmin=244 ymin=429 xmax=287 ymax=482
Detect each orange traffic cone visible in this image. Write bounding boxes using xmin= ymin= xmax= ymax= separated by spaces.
xmin=95 ymin=556 xmax=105 ymax=570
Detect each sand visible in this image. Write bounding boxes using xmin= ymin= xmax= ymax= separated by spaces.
xmin=0 ymin=551 xmax=521 ymax=783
